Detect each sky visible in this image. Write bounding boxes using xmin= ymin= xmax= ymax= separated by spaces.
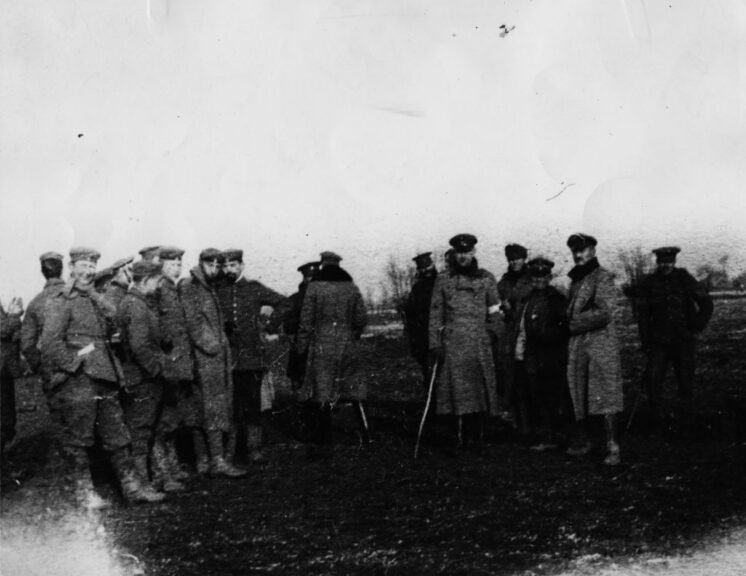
xmin=2 ymin=0 xmax=746 ymax=305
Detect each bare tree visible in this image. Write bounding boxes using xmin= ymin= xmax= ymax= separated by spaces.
xmin=616 ymin=246 xmax=654 ymax=318
xmin=379 ymin=256 xmax=415 ymax=316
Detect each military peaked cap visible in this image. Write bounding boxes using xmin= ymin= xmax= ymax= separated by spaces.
xmin=222 ymin=249 xmax=243 ymax=262
xmin=297 ymin=261 xmax=320 ymax=275
xmin=412 ymin=252 xmax=433 ymax=264
xmin=132 ymin=260 xmax=163 ymax=281
xmin=69 ymin=247 xmax=101 ymax=263
xmin=158 ymin=246 xmax=185 ymax=260
xmin=566 ymin=233 xmax=598 ymax=251
xmin=449 ymin=233 xmax=477 ymax=253
xmin=504 ymin=243 xmax=528 ymax=260
xmin=39 ymin=251 xmax=64 ymax=262
xmin=320 ymin=251 xmax=342 ymax=264
xmin=652 ymin=246 xmax=680 ymax=263
xmin=199 ymin=248 xmax=223 ymax=262
xmin=110 ymin=256 xmax=134 ymax=271
xmin=94 ymin=267 xmax=114 ymax=283
xmin=138 ymin=246 xmax=162 ymax=261
xmin=527 ymin=257 xmax=555 ymax=277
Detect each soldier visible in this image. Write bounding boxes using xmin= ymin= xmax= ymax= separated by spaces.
xmin=21 ymin=252 xmax=65 ymax=377
xmin=297 ymin=251 xmax=369 ymax=459
xmin=270 ymin=261 xmax=320 ymax=389
xmin=513 ymin=257 xmax=571 ymax=449
xmin=94 ymin=267 xmax=114 ymax=293
xmin=637 ymin=247 xmax=713 ymax=418
xmin=103 ymin=256 xmax=135 ymax=309
xmin=156 ymin=246 xmax=207 ymax=476
xmin=565 ymin=233 xmax=623 ymax=466
xmin=217 ymin=248 xmax=286 ymax=465
xmin=404 ymin=252 xmax=438 ymax=385
xmin=496 ymin=243 xmax=533 ymax=415
xmin=138 ymin=246 xmax=162 ymax=263
xmin=180 ymin=248 xmax=246 ymax=477
xmin=428 ymin=234 xmax=501 ymax=452
xmin=1 ymin=297 xmax=23 ymax=454
xmin=39 ymin=247 xmax=164 ymax=508
xmin=118 ymin=260 xmax=186 ymax=493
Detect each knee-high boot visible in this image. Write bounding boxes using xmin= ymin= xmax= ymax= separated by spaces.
xmin=604 ymin=414 xmax=621 ymax=466
xmin=207 ymin=429 xmax=247 ymax=478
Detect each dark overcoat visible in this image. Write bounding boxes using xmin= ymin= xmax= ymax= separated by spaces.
xmin=117 ymin=288 xmax=165 ymax=388
xmin=428 ymin=264 xmax=500 ymax=416
xmin=21 ymin=278 xmax=65 ymax=373
xmin=404 ymin=271 xmax=438 ymax=370
xmin=156 ymin=277 xmax=195 ymax=382
xmin=180 ymin=267 xmax=233 ymax=433
xmin=297 ymin=266 xmax=368 ymax=403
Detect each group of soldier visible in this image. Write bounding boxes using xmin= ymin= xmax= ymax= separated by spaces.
xmin=0 ymin=229 xmax=713 ymax=509
xmin=1 ymin=244 xmax=369 ymax=510
xmin=404 ymin=233 xmax=713 ymax=465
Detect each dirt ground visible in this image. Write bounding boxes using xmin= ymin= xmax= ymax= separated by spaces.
xmin=2 ymin=298 xmax=746 ymax=576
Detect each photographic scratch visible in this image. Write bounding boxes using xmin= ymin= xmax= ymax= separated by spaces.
xmin=499 ymin=24 xmax=515 ymax=38
xmin=546 ymin=182 xmax=575 ymax=202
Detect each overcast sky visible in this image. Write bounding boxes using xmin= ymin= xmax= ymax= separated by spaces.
xmin=2 ymin=0 xmax=745 ymax=305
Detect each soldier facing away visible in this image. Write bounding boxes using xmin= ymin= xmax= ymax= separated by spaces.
xmin=428 ymin=234 xmax=501 ymax=452
xmin=297 ymin=251 xmax=369 ymax=459
xmin=218 ymin=248 xmax=287 ymax=465
xmin=1 ymin=296 xmax=23 ymax=455
xmin=39 ymin=247 xmax=164 ymax=509
xmin=180 ymin=248 xmax=246 ymax=478
xmin=565 ymin=234 xmax=624 ymax=466
xmin=404 ymin=252 xmax=438 ymax=385
xmin=636 ymin=246 xmax=713 ymax=419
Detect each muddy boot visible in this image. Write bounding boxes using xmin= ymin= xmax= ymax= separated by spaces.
xmin=246 ymin=425 xmax=268 ymax=465
xmin=152 ymin=440 xmax=186 ymax=493
xmin=65 ymin=447 xmax=110 ymax=511
xmin=193 ymin=429 xmax=210 ymax=475
xmin=207 ymin=430 xmax=247 ymax=477
xmin=566 ymin=419 xmax=591 ymax=457
xmin=603 ymin=414 xmax=621 ymax=466
xmin=110 ymin=448 xmax=166 ymax=504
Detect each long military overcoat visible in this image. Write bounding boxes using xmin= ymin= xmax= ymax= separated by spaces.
xmin=117 ymin=288 xmax=164 ymax=387
xmin=156 ymin=277 xmax=195 ymax=382
xmin=21 ymin=278 xmax=65 ymax=374
xmin=180 ymin=266 xmax=233 ymax=433
xmin=566 ymin=262 xmax=623 ymax=418
xmin=297 ymin=267 xmax=368 ymax=403
xmin=428 ymin=267 xmax=500 ymax=416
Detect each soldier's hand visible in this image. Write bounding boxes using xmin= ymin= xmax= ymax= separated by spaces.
xmin=8 ymin=297 xmax=23 ymax=315
xmin=428 ymin=347 xmax=444 ymax=368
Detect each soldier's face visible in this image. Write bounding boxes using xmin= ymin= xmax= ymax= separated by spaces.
xmin=508 ymin=257 xmax=526 ymax=272
xmin=572 ymin=246 xmax=596 ymax=266
xmin=222 ymin=260 xmax=244 ymax=281
xmin=161 ymin=258 xmax=183 ymax=281
xmin=141 ymin=275 xmax=162 ymax=295
xmin=71 ymin=260 xmax=97 ymax=286
xmin=455 ymin=250 xmax=475 ymax=267
xmin=114 ymin=265 xmax=132 ymax=286
xmin=201 ymin=259 xmax=221 ymax=279
xmin=657 ymin=261 xmax=675 ymax=275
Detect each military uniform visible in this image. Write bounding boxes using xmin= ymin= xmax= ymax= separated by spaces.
xmin=637 ymin=247 xmax=713 ymax=413
xmin=404 ymin=253 xmax=438 ymax=383
xmin=1 ymin=303 xmax=22 ymax=451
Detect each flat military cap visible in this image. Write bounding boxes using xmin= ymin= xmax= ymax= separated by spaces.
xmin=94 ymin=267 xmax=114 ymax=283
xmin=412 ymin=252 xmax=433 ymax=264
xmin=110 ymin=256 xmax=134 ymax=271
xmin=39 ymin=251 xmax=64 ymax=262
xmin=132 ymin=260 xmax=163 ymax=281
xmin=320 ymin=251 xmax=342 ymax=264
xmin=527 ymin=257 xmax=555 ymax=277
xmin=222 ymin=249 xmax=243 ymax=262
xmin=138 ymin=245 xmax=162 ymax=261
xmin=449 ymin=233 xmax=478 ymax=253
xmin=504 ymin=243 xmax=528 ymax=260
xmin=652 ymin=246 xmax=680 ymax=263
xmin=199 ymin=247 xmax=223 ymax=262
xmin=566 ymin=233 xmax=598 ymax=251
xmin=158 ymin=246 xmax=185 ymax=260
xmin=69 ymin=247 xmax=101 ymax=263
xmin=297 ymin=261 xmax=320 ymax=275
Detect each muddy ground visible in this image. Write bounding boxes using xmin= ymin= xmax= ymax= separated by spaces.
xmin=2 ymin=298 xmax=746 ymax=575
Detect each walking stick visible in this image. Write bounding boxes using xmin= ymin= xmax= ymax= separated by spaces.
xmin=414 ymin=358 xmax=439 ymax=459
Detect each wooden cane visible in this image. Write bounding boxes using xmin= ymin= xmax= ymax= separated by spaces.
xmin=414 ymin=358 xmax=439 ymax=459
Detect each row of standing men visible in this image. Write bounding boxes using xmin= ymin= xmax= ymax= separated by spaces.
xmin=403 ymin=233 xmax=713 ymax=464
xmin=7 ymin=245 xmax=368 ymax=509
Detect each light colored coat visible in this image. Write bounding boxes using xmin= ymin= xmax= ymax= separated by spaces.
xmin=566 ymin=264 xmax=623 ymax=419
xmin=428 ymin=268 xmax=500 ymax=416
